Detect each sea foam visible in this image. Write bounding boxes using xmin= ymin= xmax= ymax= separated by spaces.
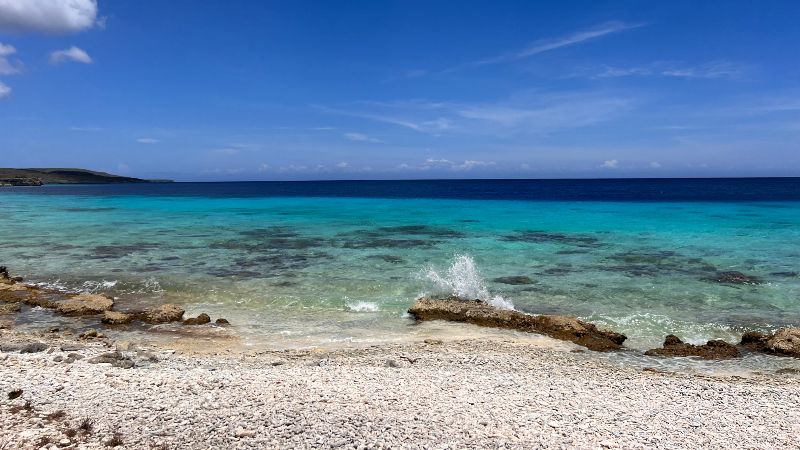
xmin=425 ymin=254 xmax=514 ymax=310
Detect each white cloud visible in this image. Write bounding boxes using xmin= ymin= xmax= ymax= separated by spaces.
xmin=257 ymin=163 xmax=270 ymax=172
xmin=601 ymin=159 xmax=619 ymax=169
xmin=335 ymin=162 xmax=350 ymax=168
xmin=136 ymin=138 xmax=159 ymax=144
xmin=0 ymin=80 xmax=10 ymax=99
xmin=50 ymin=46 xmax=92 ymax=64
xmin=649 ymin=161 xmax=662 ymax=168
xmin=418 ymin=158 xmax=496 ymax=171
xmin=0 ymin=42 xmax=21 ymax=75
xmin=343 ymin=132 xmax=381 ymax=143
xmin=0 ymin=0 xmax=99 ymax=33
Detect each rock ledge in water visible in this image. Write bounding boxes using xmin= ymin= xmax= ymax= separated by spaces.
xmin=741 ymin=328 xmax=800 ymax=358
xmin=407 ymin=297 xmax=626 ymax=352
xmin=644 ymin=335 xmax=739 ymax=360
xmin=55 ymin=293 xmax=114 ymax=316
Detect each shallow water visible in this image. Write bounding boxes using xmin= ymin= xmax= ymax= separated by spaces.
xmin=1 ymin=180 xmax=799 ymax=371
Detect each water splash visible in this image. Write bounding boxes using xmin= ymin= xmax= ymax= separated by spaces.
xmin=345 ymin=301 xmax=380 ymax=312
xmin=425 ymin=254 xmax=514 ymax=310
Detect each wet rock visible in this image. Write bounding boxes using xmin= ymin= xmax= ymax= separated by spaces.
xmin=55 ymin=293 xmax=114 ymax=315
xmin=183 ymin=313 xmax=211 ymax=325
xmin=2 ymin=342 xmax=49 ymax=353
xmin=215 ymin=318 xmax=230 ymax=325
xmin=739 ymin=328 xmax=800 ymax=358
xmin=703 ymin=271 xmax=762 ymax=285
xmin=407 ymin=297 xmax=626 ymax=352
xmin=79 ymin=329 xmax=104 ymax=339
xmin=645 ymin=335 xmax=739 ymax=359
xmin=60 ymin=344 xmax=84 ymax=352
xmin=0 ymin=302 xmax=20 ymax=315
xmin=136 ymin=304 xmax=185 ymax=324
xmin=765 ymin=328 xmax=800 ymax=357
xmin=101 ymin=311 xmax=134 ymax=325
xmin=739 ymin=331 xmax=770 ymax=351
xmin=88 ymin=351 xmax=135 ymax=369
xmin=492 ymin=276 xmax=535 ymax=285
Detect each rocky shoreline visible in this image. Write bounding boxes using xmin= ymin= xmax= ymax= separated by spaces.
xmin=2 ymin=326 xmax=799 ymax=449
xmin=408 ymin=296 xmax=800 ymax=360
xmin=2 ymin=266 xmax=800 ymax=448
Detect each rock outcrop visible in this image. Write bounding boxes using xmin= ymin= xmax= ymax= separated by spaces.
xmin=0 ymin=303 xmax=20 ymax=315
xmin=134 ymin=304 xmax=185 ymax=324
xmin=183 ymin=313 xmax=211 ymax=326
xmin=645 ymin=335 xmax=739 ymax=359
xmin=739 ymin=328 xmax=800 ymax=358
xmin=55 ymin=293 xmax=114 ymax=315
xmin=407 ymin=297 xmax=626 ymax=352
xmin=102 ymin=311 xmax=134 ymax=325
xmin=765 ymin=328 xmax=800 ymax=357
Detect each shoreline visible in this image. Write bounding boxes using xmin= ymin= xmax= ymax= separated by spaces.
xmin=2 ymin=327 xmax=799 ymax=449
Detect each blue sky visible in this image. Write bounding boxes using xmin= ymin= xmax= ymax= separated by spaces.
xmin=1 ymin=0 xmax=799 ymax=180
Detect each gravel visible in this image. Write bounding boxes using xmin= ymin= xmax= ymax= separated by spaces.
xmin=1 ymin=329 xmax=799 ymax=449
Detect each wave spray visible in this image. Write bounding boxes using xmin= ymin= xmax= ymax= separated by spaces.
xmin=425 ymin=254 xmax=514 ymax=310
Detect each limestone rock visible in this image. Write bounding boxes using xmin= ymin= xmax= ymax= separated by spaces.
xmin=183 ymin=313 xmax=211 ymax=326
xmin=102 ymin=311 xmax=134 ymax=325
xmin=55 ymin=293 xmax=114 ymax=315
xmin=645 ymin=335 xmax=739 ymax=359
xmin=407 ymin=297 xmax=626 ymax=352
xmin=137 ymin=304 xmax=185 ymax=324
xmin=766 ymin=328 xmax=800 ymax=357
xmin=0 ymin=302 xmax=20 ymax=315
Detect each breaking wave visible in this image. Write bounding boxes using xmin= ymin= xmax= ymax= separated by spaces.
xmin=425 ymin=254 xmax=514 ymax=310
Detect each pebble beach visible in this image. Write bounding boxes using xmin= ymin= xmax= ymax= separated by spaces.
xmin=2 ymin=328 xmax=799 ymax=450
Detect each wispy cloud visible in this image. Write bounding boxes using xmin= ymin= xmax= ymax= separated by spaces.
xmin=343 ymin=132 xmax=382 ymax=143
xmin=448 ymin=21 xmax=643 ymax=72
xmin=0 ymin=80 xmax=10 ymax=99
xmin=661 ymin=60 xmax=746 ymax=79
xmin=0 ymin=43 xmax=21 ymax=75
xmin=50 ymin=46 xmax=92 ymax=64
xmin=584 ymin=60 xmax=747 ymax=80
xmin=136 ymin=138 xmax=159 ymax=144
xmin=69 ymin=125 xmax=101 ymax=132
xmin=322 ymin=90 xmax=636 ymax=136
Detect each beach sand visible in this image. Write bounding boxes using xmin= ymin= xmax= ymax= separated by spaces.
xmin=2 ymin=328 xmax=799 ymax=449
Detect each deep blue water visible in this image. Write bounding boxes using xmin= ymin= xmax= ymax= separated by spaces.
xmin=9 ymin=177 xmax=800 ymax=201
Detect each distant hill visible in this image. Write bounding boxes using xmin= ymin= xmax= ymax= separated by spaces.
xmin=0 ymin=168 xmax=172 ymax=186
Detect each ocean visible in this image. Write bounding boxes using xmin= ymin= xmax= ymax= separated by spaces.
xmin=1 ymin=178 xmax=799 ymax=364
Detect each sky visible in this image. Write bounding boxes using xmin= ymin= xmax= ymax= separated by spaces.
xmin=1 ymin=0 xmax=799 ymax=181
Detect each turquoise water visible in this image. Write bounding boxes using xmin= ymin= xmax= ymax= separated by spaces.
xmin=1 ymin=184 xmax=799 ymax=356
